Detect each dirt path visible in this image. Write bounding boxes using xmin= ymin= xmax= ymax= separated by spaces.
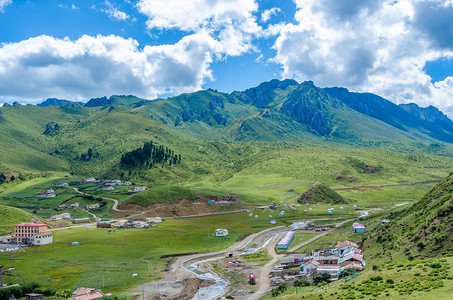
xmin=72 ymin=187 xmax=123 ymax=212
xmin=281 ymin=192 xmax=303 ymax=207
xmin=334 ymin=180 xmax=441 ymax=191
xmin=247 ymin=233 xmax=283 ymax=300
xmin=287 ymin=219 xmax=355 ymax=253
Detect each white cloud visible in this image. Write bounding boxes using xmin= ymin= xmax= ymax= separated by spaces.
xmin=261 ymin=7 xmax=281 ymax=22
xmin=101 ymin=1 xmax=129 ymax=22
xmin=0 ymin=0 xmax=11 ymax=12
xmin=0 ymin=34 xmax=221 ymax=102
xmin=270 ymin=0 xmax=453 ymax=116
xmin=137 ymin=0 xmax=261 ymax=56
xmin=71 ymin=4 xmax=79 ymax=10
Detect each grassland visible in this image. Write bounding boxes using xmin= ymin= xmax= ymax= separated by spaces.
xmin=0 ymin=204 xmax=31 ymax=235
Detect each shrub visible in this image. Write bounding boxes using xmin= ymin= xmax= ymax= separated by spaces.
xmin=430 ymin=262 xmax=442 ymax=269
xmin=294 ymin=279 xmax=311 ymax=287
xmin=313 ymin=272 xmax=332 ymax=285
xmin=370 ymin=275 xmax=383 ymax=281
xmin=339 ymin=267 xmax=362 ymax=279
xmin=386 ymin=279 xmax=395 ymax=284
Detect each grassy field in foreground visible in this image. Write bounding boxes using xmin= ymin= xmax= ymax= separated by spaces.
xmin=263 ymin=256 xmax=453 ymax=300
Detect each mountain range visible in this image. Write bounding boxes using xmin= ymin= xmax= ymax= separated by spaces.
xmin=1 ymin=79 xmax=453 ymax=178
xmin=34 ymin=79 xmax=453 ymax=144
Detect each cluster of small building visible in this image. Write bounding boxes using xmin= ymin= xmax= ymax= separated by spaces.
xmin=2 ymin=223 xmax=53 ymax=246
xmin=56 ymin=203 xmax=80 ymax=210
xmin=36 ymin=189 xmax=56 ymax=199
xmin=96 ymin=217 xmax=163 ymax=229
xmin=271 ymin=241 xmax=365 ymax=286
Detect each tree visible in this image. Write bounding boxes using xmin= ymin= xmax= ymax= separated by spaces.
xmin=313 ymin=272 xmax=331 ymax=285
xmin=55 ymin=289 xmax=72 ymax=299
xmin=294 ymin=279 xmax=311 ymax=287
xmin=339 ymin=267 xmax=362 ymax=279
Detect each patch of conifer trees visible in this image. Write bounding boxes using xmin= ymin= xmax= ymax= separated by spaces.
xmin=120 ymin=141 xmax=181 ymax=168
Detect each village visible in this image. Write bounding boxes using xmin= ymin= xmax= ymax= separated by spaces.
xmin=0 ymin=176 xmax=391 ymax=300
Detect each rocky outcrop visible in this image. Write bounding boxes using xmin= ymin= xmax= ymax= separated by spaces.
xmin=400 ymin=103 xmax=453 ymax=131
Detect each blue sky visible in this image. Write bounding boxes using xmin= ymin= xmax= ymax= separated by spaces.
xmin=0 ymin=0 xmax=453 ymax=115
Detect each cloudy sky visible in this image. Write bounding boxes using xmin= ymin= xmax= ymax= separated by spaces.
xmin=0 ymin=0 xmax=453 ymax=115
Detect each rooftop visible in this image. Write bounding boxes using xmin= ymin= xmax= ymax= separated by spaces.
xmin=15 ymin=223 xmax=47 ymax=227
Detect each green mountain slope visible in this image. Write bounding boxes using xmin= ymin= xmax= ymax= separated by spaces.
xmin=0 ymin=204 xmax=31 ymax=234
xmin=365 ymin=172 xmax=453 ymax=260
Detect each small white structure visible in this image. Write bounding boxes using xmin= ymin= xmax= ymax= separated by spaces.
xmin=133 ymin=221 xmax=149 ymax=228
xmin=215 ymin=229 xmax=229 ymax=237
xmin=146 ymin=217 xmax=162 ymax=223
xmin=340 ymin=207 xmax=344 ymax=209
xmin=249 ymin=212 xmax=254 ymax=217
xmin=269 ymin=215 xmax=273 ymax=218
xmin=62 ymin=212 xmax=71 ymax=219
xmin=2 ymin=236 xmax=14 ymax=243
xmin=50 ymin=214 xmax=63 ymax=220
xmin=31 ymin=232 xmax=53 ymax=246
xmin=381 ymin=219 xmax=390 ymax=225
xmin=71 ymin=203 xmax=80 ymax=207
xmin=271 ymin=220 xmax=277 ymax=224
xmin=254 ymin=215 xmax=258 ymax=218
xmin=327 ymin=209 xmax=333 ymax=214
xmin=46 ymin=189 xmax=54 ymax=194
xmin=353 ymin=205 xmax=358 ymax=208
xmin=85 ymin=177 xmax=97 ymax=182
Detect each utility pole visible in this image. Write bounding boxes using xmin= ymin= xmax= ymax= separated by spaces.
xmin=141 ymin=280 xmax=145 ymax=300
xmin=102 ymin=269 xmax=104 ymax=288
xmin=0 ymin=265 xmax=3 ymax=287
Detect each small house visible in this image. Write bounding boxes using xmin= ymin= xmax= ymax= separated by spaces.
xmin=352 ymin=222 xmax=366 ymax=233
xmin=46 ymin=189 xmax=54 ymax=194
xmin=301 ymin=260 xmax=320 ymax=275
xmin=146 ymin=217 xmax=162 ymax=223
xmin=62 ymin=213 xmax=71 ymax=219
xmin=248 ymin=213 xmax=253 ymax=217
xmin=72 ymin=218 xmax=91 ymax=224
xmin=71 ymin=203 xmax=80 ymax=207
xmin=102 ymin=186 xmax=114 ymax=191
xmin=25 ymin=294 xmax=42 ymax=300
xmin=86 ymin=203 xmax=100 ymax=210
xmin=2 ymin=236 xmax=14 ymax=243
xmin=303 ymin=210 xmax=308 ymax=214
xmin=31 ymin=232 xmax=53 ymax=246
xmin=271 ymin=220 xmax=277 ymax=224
xmin=381 ymin=219 xmax=390 ymax=225
xmin=50 ymin=214 xmax=63 ymax=221
xmin=84 ymin=178 xmax=96 ymax=182
xmin=133 ymin=221 xmax=149 ymax=228
xmin=46 ymin=193 xmax=56 ymax=198
xmin=215 ymin=229 xmax=229 ymax=237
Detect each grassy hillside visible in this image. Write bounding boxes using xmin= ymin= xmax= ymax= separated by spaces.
xmin=298 ymin=182 xmax=346 ymax=204
xmin=364 ymin=171 xmax=453 ymax=261
xmin=0 ymin=204 xmax=31 ymax=235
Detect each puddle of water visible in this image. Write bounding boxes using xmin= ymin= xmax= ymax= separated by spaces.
xmin=290 ymin=222 xmax=306 ymax=230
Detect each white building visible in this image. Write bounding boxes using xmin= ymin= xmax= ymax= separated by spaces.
xmin=215 ymin=229 xmax=229 ymax=237
xmin=31 ymin=232 xmax=53 ymax=246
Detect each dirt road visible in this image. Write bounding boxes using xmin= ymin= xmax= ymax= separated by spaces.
xmin=246 ymin=233 xmax=283 ymax=300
